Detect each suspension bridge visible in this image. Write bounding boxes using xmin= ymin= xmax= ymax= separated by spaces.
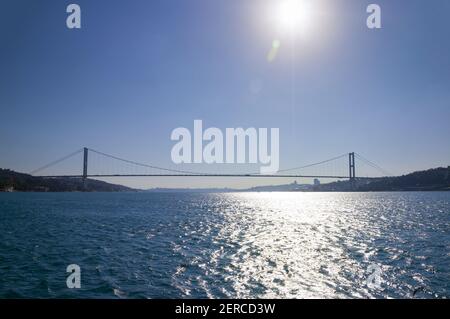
xmin=30 ymin=148 xmax=391 ymax=186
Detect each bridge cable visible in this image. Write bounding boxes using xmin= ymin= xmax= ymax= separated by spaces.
xmin=354 ymin=153 xmax=392 ymax=177
xmin=274 ymin=153 xmax=349 ymax=174
xmin=30 ymin=149 xmax=84 ymax=175
xmin=88 ymin=148 xmax=209 ymax=176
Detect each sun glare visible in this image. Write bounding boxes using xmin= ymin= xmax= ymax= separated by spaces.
xmin=276 ymin=0 xmax=314 ymax=35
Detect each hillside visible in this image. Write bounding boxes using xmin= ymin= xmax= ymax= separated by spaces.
xmin=0 ymin=169 xmax=135 ymax=192
xmin=316 ymin=167 xmax=450 ymax=192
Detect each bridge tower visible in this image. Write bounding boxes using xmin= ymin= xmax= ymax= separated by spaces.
xmin=82 ymin=147 xmax=88 ymax=190
xmin=349 ymin=152 xmax=356 ymax=189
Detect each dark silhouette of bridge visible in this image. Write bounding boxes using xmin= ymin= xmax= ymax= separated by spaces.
xmin=30 ymin=147 xmax=391 ymax=187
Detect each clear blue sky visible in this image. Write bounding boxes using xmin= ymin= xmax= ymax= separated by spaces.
xmin=1 ymin=0 xmax=449 ymax=189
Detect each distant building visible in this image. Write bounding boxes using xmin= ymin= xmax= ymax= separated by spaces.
xmin=313 ymin=179 xmax=320 ymax=186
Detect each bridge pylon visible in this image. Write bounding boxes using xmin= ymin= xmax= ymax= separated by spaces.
xmin=349 ymin=152 xmax=356 ymax=190
xmin=82 ymin=147 xmax=88 ymax=190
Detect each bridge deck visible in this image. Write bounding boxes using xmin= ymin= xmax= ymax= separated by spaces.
xmin=36 ymin=174 xmax=374 ymax=179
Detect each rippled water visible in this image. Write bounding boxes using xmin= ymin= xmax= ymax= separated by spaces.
xmin=0 ymin=192 xmax=449 ymax=299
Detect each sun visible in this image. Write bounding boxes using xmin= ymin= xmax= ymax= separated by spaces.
xmin=275 ymin=0 xmax=314 ymax=35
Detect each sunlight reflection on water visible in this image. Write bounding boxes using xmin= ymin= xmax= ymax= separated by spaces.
xmin=174 ymin=192 xmax=449 ymax=298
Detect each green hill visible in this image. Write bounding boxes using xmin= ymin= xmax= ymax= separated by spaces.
xmin=0 ymin=169 xmax=135 ymax=192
